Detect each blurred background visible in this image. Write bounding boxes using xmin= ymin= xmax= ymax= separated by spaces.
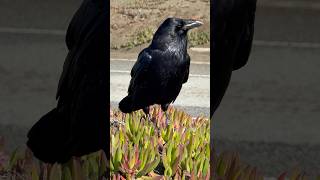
xmin=0 ymin=0 xmax=81 ymax=153
xmin=0 ymin=0 xmax=319 ymax=178
xmin=214 ymin=0 xmax=320 ymax=177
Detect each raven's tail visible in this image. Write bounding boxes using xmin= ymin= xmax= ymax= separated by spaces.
xmin=119 ymin=96 xmax=134 ymax=113
xmin=27 ymin=108 xmax=71 ymax=163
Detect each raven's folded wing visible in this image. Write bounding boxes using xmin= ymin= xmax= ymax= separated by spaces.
xmin=212 ymin=0 xmax=257 ymax=115
xmin=182 ymin=54 xmax=190 ymax=83
xmin=56 ymin=0 xmax=104 ymax=101
xmin=128 ymin=50 xmax=153 ymax=94
xmin=232 ymin=0 xmax=256 ymax=70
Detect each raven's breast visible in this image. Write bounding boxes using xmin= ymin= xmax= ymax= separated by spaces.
xmin=156 ymin=60 xmax=186 ymax=103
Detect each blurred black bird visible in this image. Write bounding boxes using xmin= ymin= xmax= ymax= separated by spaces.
xmin=27 ymin=0 xmax=108 ymax=164
xmin=212 ymin=0 xmax=257 ymax=115
xmin=119 ymin=18 xmax=203 ymax=122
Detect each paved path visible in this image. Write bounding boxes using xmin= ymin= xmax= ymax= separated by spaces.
xmin=110 ymin=54 xmax=210 ymax=117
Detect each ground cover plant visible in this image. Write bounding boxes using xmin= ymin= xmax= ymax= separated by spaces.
xmin=110 ymin=106 xmax=210 ymax=179
xmin=0 ymin=106 xmax=211 ymax=180
xmin=0 ymin=107 xmax=319 ymax=179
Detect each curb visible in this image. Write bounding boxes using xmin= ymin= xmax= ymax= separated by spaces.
xmin=190 ymin=47 xmax=210 ymax=52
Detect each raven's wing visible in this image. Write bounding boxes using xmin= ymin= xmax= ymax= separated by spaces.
xmin=58 ymin=0 xmax=108 ymax=155
xmin=212 ymin=0 xmax=257 ymax=115
xmin=56 ymin=0 xmax=103 ymax=101
xmin=128 ymin=50 xmax=153 ymax=94
xmin=213 ymin=0 xmax=257 ymax=71
xmin=232 ymin=0 xmax=256 ymax=70
xmin=182 ymin=54 xmax=190 ymax=83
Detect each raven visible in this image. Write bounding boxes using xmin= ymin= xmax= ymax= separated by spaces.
xmin=27 ymin=0 xmax=108 ymax=163
xmin=119 ymin=18 xmax=202 ymax=120
xmin=212 ymin=0 xmax=257 ymax=115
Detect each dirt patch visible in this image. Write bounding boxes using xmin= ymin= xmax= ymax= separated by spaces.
xmin=110 ymin=0 xmax=210 ymax=50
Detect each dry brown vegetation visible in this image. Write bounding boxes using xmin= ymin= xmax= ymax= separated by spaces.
xmin=110 ymin=0 xmax=210 ymax=49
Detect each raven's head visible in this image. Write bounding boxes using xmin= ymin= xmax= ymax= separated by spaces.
xmin=151 ymin=17 xmax=203 ymax=50
xmin=158 ymin=18 xmax=203 ymax=35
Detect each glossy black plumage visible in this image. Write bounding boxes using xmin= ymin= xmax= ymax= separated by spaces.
xmin=119 ymin=18 xmax=202 ymax=114
xmin=212 ymin=0 xmax=257 ymax=115
xmin=27 ymin=0 xmax=108 ymax=163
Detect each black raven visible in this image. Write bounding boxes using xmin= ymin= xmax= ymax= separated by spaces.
xmin=212 ymin=0 xmax=257 ymax=115
xmin=119 ymin=18 xmax=203 ymax=120
xmin=26 ymin=0 xmax=108 ymax=163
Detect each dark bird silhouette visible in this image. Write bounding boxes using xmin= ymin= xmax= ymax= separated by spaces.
xmin=212 ymin=0 xmax=257 ymax=115
xmin=119 ymin=18 xmax=203 ymax=121
xmin=26 ymin=0 xmax=108 ymax=164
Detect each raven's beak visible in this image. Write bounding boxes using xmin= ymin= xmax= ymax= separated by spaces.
xmin=183 ymin=20 xmax=203 ymax=30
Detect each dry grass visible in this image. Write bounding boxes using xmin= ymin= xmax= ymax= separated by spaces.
xmin=110 ymin=0 xmax=210 ymax=49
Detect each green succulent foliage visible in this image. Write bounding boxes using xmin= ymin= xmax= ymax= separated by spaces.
xmin=110 ymin=112 xmax=161 ymax=179
xmin=0 ymin=148 xmax=108 ymax=180
xmin=213 ymin=151 xmax=264 ymax=180
xmin=110 ymin=105 xmax=210 ymax=179
xmin=3 ymin=106 xmax=319 ymax=180
xmin=0 ymin=106 xmax=210 ymax=180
